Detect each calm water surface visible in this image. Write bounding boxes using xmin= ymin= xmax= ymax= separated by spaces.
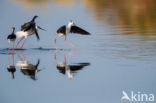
xmin=0 ymin=0 xmax=156 ymax=103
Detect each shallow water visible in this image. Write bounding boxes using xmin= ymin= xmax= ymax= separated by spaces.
xmin=0 ymin=0 xmax=156 ymax=103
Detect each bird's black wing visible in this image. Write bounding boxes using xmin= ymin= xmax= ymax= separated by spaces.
xmin=57 ymin=68 xmax=66 ymax=74
xmin=36 ymin=59 xmax=40 ymax=67
xmin=56 ymin=25 xmax=66 ymax=34
xmin=21 ymin=22 xmax=34 ymax=31
xmin=21 ymin=22 xmax=30 ymax=31
xmin=69 ymin=65 xmax=84 ymax=72
xmin=7 ymin=34 xmax=16 ymax=40
xmin=35 ymin=28 xmax=40 ymax=40
xmin=7 ymin=35 xmax=11 ymax=40
xmin=69 ymin=63 xmax=90 ymax=71
xmin=70 ymin=26 xmax=90 ymax=35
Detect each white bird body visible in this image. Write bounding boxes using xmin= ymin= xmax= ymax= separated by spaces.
xmin=16 ymin=31 xmax=29 ymax=39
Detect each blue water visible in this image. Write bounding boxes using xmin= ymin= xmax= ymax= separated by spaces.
xmin=0 ymin=0 xmax=156 ymax=103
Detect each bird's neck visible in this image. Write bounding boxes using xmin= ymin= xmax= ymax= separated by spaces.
xmin=67 ymin=23 xmax=72 ymax=29
xmin=12 ymin=29 xmax=15 ymax=34
xmin=32 ymin=16 xmax=37 ymax=22
xmin=66 ymin=23 xmax=72 ymax=34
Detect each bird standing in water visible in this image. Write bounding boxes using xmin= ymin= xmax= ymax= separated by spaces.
xmin=7 ymin=27 xmax=16 ymax=79
xmin=16 ymin=15 xmax=46 ymax=49
xmin=7 ymin=27 xmax=16 ymax=53
xmin=55 ymin=20 xmax=90 ymax=49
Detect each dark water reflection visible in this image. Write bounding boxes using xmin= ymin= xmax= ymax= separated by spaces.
xmin=7 ymin=65 xmax=16 ymax=79
xmin=16 ymin=58 xmax=41 ymax=80
xmin=55 ymin=48 xmax=90 ymax=79
xmin=5 ymin=48 xmax=90 ymax=80
xmin=57 ymin=62 xmax=90 ymax=79
xmin=6 ymin=51 xmax=41 ymax=80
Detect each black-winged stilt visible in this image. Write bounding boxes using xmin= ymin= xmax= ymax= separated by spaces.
xmin=7 ymin=27 xmax=16 ymax=54
xmin=7 ymin=30 xmax=16 ymax=79
xmin=54 ymin=20 xmax=90 ymax=49
xmin=16 ymin=15 xmax=46 ymax=49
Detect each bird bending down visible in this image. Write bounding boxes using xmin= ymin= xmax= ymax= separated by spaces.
xmin=15 ymin=15 xmax=46 ymax=49
xmin=55 ymin=20 xmax=90 ymax=49
xmin=7 ymin=27 xmax=16 ymax=54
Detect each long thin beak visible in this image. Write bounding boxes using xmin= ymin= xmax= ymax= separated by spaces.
xmin=39 ymin=27 xmax=46 ymax=31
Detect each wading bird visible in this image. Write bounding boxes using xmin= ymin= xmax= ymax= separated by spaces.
xmin=7 ymin=27 xmax=16 ymax=53
xmin=16 ymin=15 xmax=46 ymax=49
xmin=55 ymin=20 xmax=90 ymax=49
xmin=7 ymin=28 xmax=16 ymax=78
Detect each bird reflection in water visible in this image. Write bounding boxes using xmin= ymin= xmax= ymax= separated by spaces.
xmin=54 ymin=48 xmax=90 ymax=79
xmin=7 ymin=47 xmax=16 ymax=79
xmin=16 ymin=51 xmax=41 ymax=80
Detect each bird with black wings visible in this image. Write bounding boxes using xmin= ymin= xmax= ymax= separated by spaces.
xmin=55 ymin=20 xmax=90 ymax=49
xmin=16 ymin=15 xmax=46 ymax=49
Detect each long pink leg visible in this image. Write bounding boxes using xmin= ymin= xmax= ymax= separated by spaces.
xmin=8 ymin=41 xmax=10 ymax=65
xmin=8 ymin=41 xmax=10 ymax=54
xmin=16 ymin=51 xmax=26 ymax=61
xmin=54 ymin=49 xmax=59 ymax=63
xmin=22 ymin=51 xmax=26 ymax=61
xmin=64 ymin=39 xmax=77 ymax=49
xmin=64 ymin=45 xmax=78 ymax=59
xmin=12 ymin=41 xmax=15 ymax=65
xmin=16 ymin=38 xmax=24 ymax=48
xmin=64 ymin=36 xmax=78 ymax=56
xmin=64 ymin=35 xmax=77 ymax=49
xmin=12 ymin=54 xmax=14 ymax=65
xmin=12 ymin=41 xmax=14 ymax=54
xmin=20 ymin=38 xmax=27 ymax=49
xmin=64 ymin=53 xmax=67 ymax=62
xmin=54 ymin=35 xmax=62 ymax=49
xmin=17 ymin=52 xmax=23 ymax=61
